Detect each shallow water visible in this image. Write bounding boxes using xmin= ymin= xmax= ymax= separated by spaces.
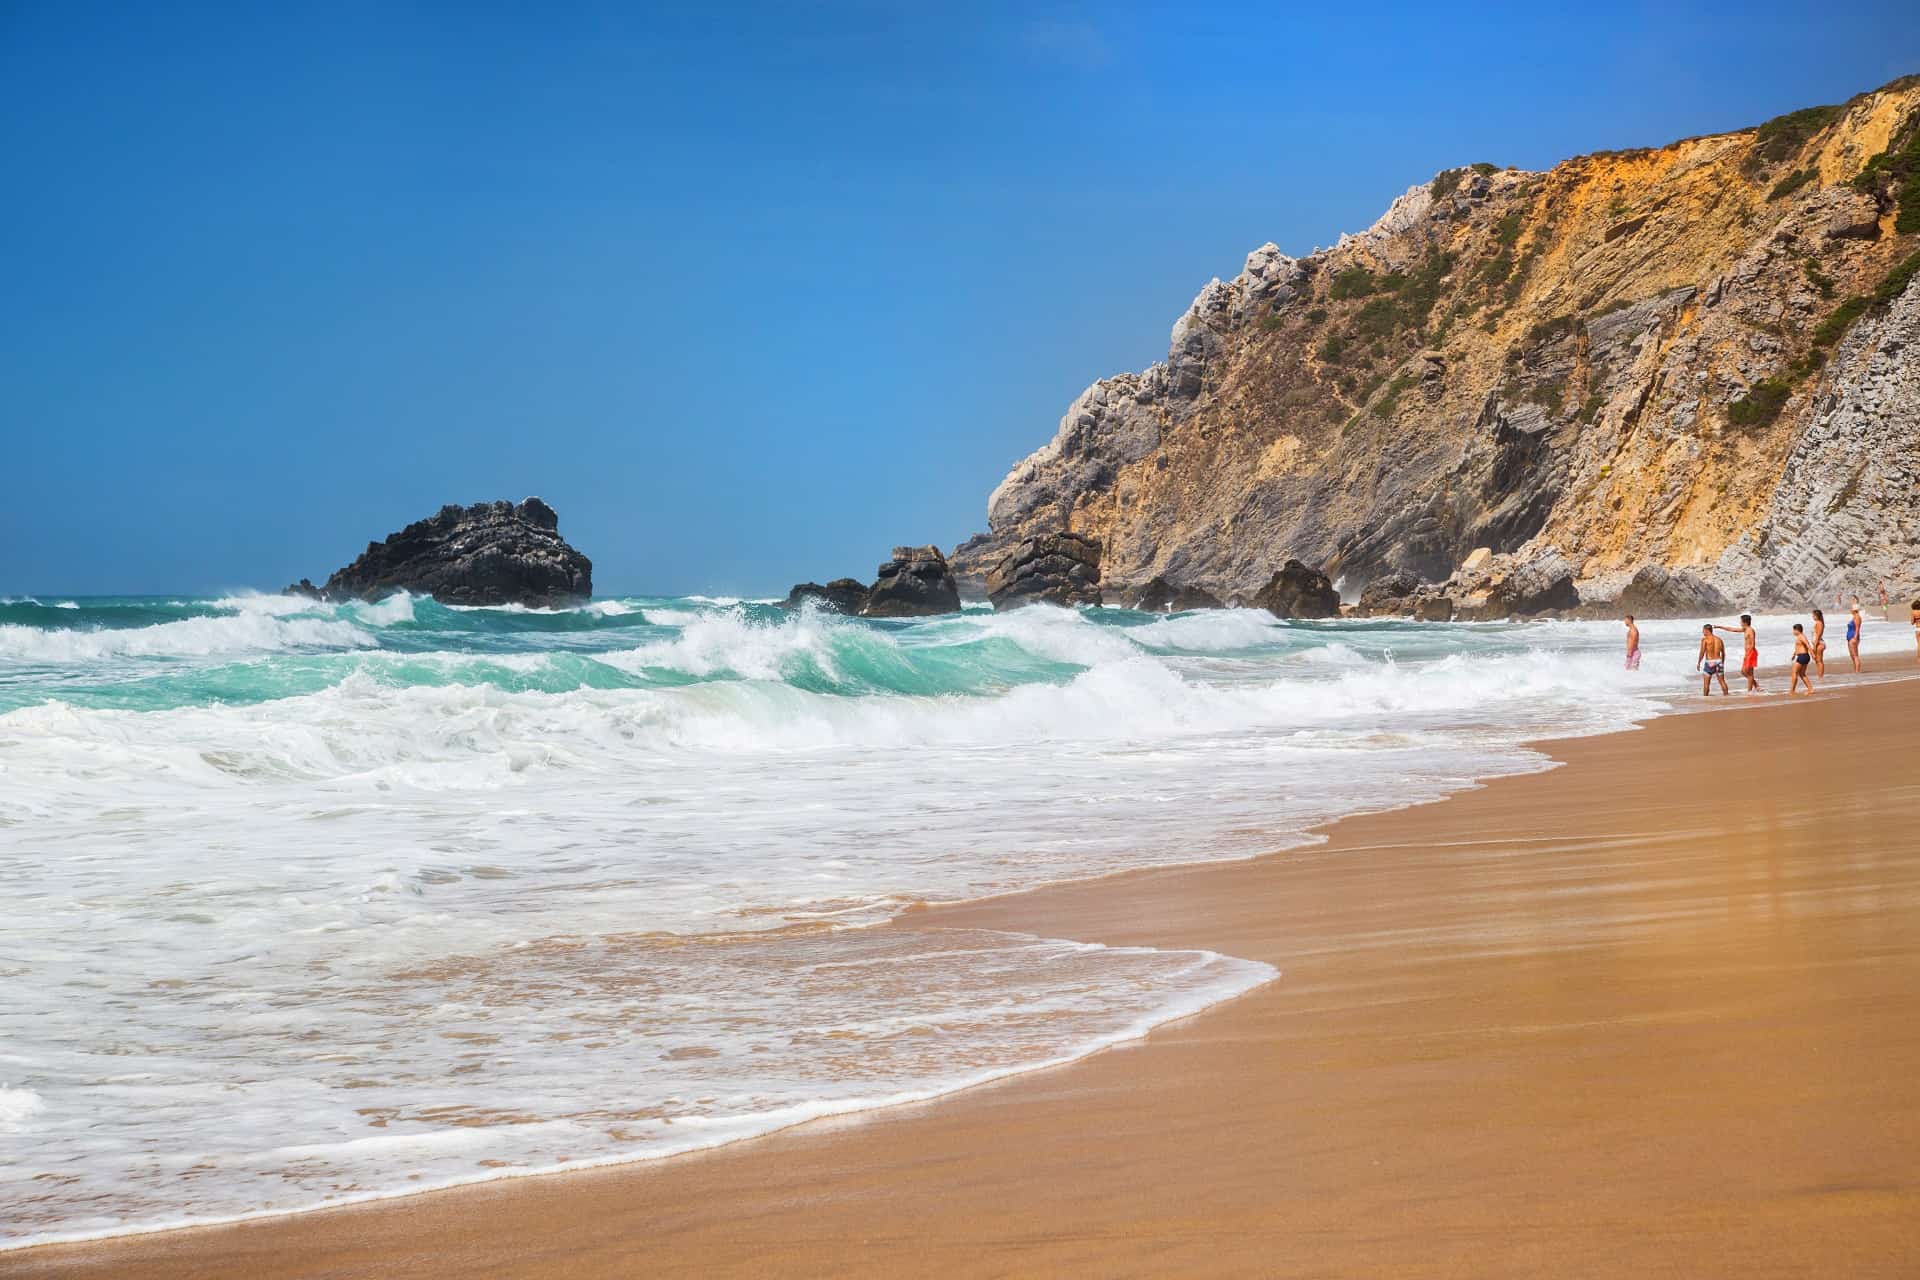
xmin=0 ymin=592 xmax=1897 ymax=1245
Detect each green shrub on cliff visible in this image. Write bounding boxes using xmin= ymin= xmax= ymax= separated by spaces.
xmin=1768 ymin=168 xmax=1815 ymax=200
xmin=1746 ymin=103 xmax=1845 ymax=171
xmin=1727 ymin=376 xmax=1793 ymax=427
xmin=1329 ymin=267 xmax=1375 ymax=300
xmin=1850 ymin=115 xmax=1920 ymax=232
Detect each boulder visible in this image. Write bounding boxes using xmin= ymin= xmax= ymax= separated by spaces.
xmin=864 ymin=546 xmax=962 ymax=618
xmin=1490 ymin=549 xmax=1580 ymax=616
xmin=1357 ymin=570 xmax=1422 ymax=616
xmin=1415 ymin=596 xmax=1455 ymax=622
xmin=987 ymin=532 xmax=1103 ymax=610
xmin=1613 ymin=565 xmax=1732 ymax=619
xmin=782 ymin=578 xmax=870 ymax=614
xmin=1127 ymin=576 xmax=1223 ymax=612
xmin=289 ymin=497 xmax=592 ymax=607
xmin=1251 ymin=559 xmax=1341 ymax=619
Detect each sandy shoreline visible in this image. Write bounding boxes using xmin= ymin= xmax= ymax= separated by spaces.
xmin=18 ymin=660 xmax=1920 ymax=1277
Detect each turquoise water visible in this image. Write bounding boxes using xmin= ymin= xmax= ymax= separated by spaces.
xmin=2 ymin=591 xmax=1773 ymax=1247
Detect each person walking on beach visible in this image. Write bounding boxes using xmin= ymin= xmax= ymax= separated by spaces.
xmin=1697 ymin=624 xmax=1729 ymax=696
xmin=1847 ymin=597 xmax=1864 ymax=673
xmin=1623 ymin=615 xmax=1641 ymax=671
xmin=1789 ymin=624 xmax=1814 ymax=696
xmin=1810 ymin=608 xmax=1827 ymax=679
xmin=1713 ymin=615 xmax=1761 ymax=692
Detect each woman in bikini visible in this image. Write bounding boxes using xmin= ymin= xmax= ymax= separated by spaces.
xmin=1811 ymin=608 xmax=1827 ymax=679
xmin=1911 ymin=597 xmax=1919 ymax=665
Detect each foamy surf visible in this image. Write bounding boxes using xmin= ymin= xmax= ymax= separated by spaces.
xmin=3 ymin=597 xmax=1906 ymax=1248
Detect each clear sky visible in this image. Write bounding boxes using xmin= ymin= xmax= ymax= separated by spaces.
xmin=4 ymin=2 xmax=1917 ymax=596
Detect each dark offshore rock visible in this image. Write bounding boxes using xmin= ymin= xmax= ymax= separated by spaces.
xmin=987 ymin=532 xmax=1103 ymax=610
xmin=782 ymin=578 xmax=870 ymax=614
xmin=294 ymin=497 xmax=593 ymax=607
xmin=1251 ymin=559 xmax=1341 ymax=619
xmin=285 ymin=578 xmax=323 ymax=600
xmin=1127 ymin=576 xmax=1223 ymax=612
xmin=1613 ymin=565 xmax=1732 ymax=618
xmin=863 ymin=546 xmax=962 ymax=618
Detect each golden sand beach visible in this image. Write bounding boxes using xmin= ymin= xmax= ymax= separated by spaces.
xmin=20 ymin=665 xmax=1920 ymax=1278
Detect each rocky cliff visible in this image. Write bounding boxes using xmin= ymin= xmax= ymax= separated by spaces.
xmin=955 ymin=78 xmax=1920 ymax=608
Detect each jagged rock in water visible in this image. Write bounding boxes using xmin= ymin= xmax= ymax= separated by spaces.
xmin=291 ymin=498 xmax=592 ymax=607
xmin=864 ymin=546 xmax=962 ymax=618
xmin=1612 ymin=565 xmax=1733 ymax=618
xmin=1251 ymin=560 xmax=1340 ymax=619
xmin=1415 ymin=596 xmax=1455 ymax=622
xmin=987 ymin=532 xmax=1103 ymax=610
xmin=1356 ymin=570 xmax=1423 ymax=616
xmin=1127 ymin=576 xmax=1224 ymax=612
xmin=951 ymin=78 xmax=1920 ymax=606
xmin=782 ymin=579 xmax=870 ymax=614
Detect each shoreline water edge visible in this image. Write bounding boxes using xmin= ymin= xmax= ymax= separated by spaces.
xmin=2 ymin=591 xmax=1916 ymax=1255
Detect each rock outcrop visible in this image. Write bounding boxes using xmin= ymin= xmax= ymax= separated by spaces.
xmin=952 ymin=77 xmax=1920 ymax=610
xmin=1251 ymin=560 xmax=1341 ymax=619
xmin=782 ymin=579 xmax=871 ymax=614
xmin=986 ymin=532 xmax=1103 ymax=610
xmin=863 ymin=546 xmax=962 ymax=618
xmin=1356 ymin=570 xmax=1423 ymax=615
xmin=291 ymin=498 xmax=592 ymax=607
xmin=1127 ymin=577 xmax=1224 ymax=612
xmin=1611 ymin=565 xmax=1733 ymax=618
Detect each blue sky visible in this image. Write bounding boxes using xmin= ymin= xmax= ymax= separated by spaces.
xmin=4 ymin=2 xmax=1917 ymax=595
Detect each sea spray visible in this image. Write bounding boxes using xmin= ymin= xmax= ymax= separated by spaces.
xmin=3 ymin=597 xmax=1903 ymax=1247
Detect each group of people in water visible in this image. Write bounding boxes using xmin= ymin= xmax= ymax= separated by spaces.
xmin=1617 ymin=590 xmax=1920 ymax=698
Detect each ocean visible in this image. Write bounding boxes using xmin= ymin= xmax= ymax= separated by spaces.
xmin=0 ymin=591 xmax=1898 ymax=1247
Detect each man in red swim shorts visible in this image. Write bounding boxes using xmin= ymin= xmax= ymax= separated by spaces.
xmin=1713 ymin=613 xmax=1761 ymax=693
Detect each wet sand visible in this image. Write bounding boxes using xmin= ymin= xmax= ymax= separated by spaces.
xmin=20 ymin=665 xmax=1920 ymax=1278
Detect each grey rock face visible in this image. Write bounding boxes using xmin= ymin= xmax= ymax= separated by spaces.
xmin=987 ymin=532 xmax=1103 ymax=610
xmin=1356 ymin=569 xmax=1423 ymax=615
xmin=293 ymin=498 xmax=592 ymax=607
xmin=864 ymin=546 xmax=962 ymax=618
xmin=981 ymin=369 xmax=1167 ymax=538
xmin=1252 ymin=560 xmax=1341 ymax=619
xmin=1716 ymin=273 xmax=1920 ymax=606
xmin=783 ymin=579 xmax=870 ymax=614
xmin=1612 ymin=565 xmax=1733 ymax=618
xmin=1127 ymin=576 xmax=1224 ymax=612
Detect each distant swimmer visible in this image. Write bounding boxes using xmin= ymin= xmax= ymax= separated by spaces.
xmin=1623 ymin=615 xmax=1641 ymax=671
xmin=1811 ymin=608 xmax=1827 ymax=679
xmin=1697 ymin=624 xmax=1729 ymax=696
xmin=1713 ymin=614 xmax=1761 ymax=692
xmin=1789 ymin=623 xmax=1813 ymax=696
xmin=1847 ymin=596 xmax=1865 ymax=673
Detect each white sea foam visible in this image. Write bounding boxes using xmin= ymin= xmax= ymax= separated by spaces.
xmin=3 ymin=601 xmax=1908 ymax=1248
xmin=0 ymin=611 xmax=373 ymax=664
xmin=0 ymin=1087 xmax=45 ymax=1134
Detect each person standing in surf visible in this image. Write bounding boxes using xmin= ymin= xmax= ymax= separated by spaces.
xmin=1811 ymin=608 xmax=1827 ymax=679
xmin=1623 ymin=615 xmax=1641 ymax=671
xmin=1789 ymin=624 xmax=1814 ymax=696
xmin=1712 ymin=615 xmax=1761 ymax=692
xmin=1697 ymin=624 xmax=1729 ymax=696
xmin=1911 ymin=597 xmax=1919 ymax=665
xmin=1847 ymin=596 xmax=1865 ymax=673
